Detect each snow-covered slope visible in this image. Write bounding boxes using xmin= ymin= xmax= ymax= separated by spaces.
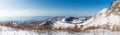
xmin=79 ymin=1 xmax=120 ymax=31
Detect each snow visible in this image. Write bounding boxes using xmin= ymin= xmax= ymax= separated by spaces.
xmin=76 ymin=8 xmax=108 ymax=29
xmin=72 ymin=19 xmax=83 ymax=23
xmin=1 ymin=25 xmax=120 ymax=35
xmin=78 ymin=1 xmax=120 ymax=30
xmin=52 ymin=18 xmax=76 ymax=29
xmin=0 ymin=26 xmax=39 ymax=35
xmin=83 ymin=29 xmax=120 ymax=35
xmin=53 ymin=21 xmax=75 ymax=29
xmin=0 ymin=31 xmax=39 ymax=35
xmin=0 ymin=26 xmax=15 ymax=31
xmin=80 ymin=7 xmax=120 ymax=30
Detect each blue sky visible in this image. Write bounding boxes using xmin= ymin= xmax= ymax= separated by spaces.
xmin=0 ymin=0 xmax=114 ymax=16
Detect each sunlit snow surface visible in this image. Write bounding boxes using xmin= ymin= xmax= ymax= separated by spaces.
xmin=0 ymin=26 xmax=120 ymax=35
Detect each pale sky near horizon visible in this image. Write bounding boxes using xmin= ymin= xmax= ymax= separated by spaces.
xmin=0 ymin=0 xmax=114 ymax=17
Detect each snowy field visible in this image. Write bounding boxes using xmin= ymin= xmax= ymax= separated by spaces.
xmin=1 ymin=26 xmax=120 ymax=35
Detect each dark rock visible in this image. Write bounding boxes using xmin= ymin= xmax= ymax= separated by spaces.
xmin=65 ymin=17 xmax=79 ymax=22
xmin=43 ymin=21 xmax=53 ymax=27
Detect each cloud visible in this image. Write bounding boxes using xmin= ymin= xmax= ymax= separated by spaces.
xmin=0 ymin=9 xmax=67 ymax=17
xmin=0 ymin=10 xmax=43 ymax=17
xmin=0 ymin=9 xmax=91 ymax=17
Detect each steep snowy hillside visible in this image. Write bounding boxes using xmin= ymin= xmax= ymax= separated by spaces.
xmin=78 ymin=1 xmax=120 ymax=31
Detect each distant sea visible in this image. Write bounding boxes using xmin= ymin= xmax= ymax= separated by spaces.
xmin=0 ymin=16 xmax=87 ymax=21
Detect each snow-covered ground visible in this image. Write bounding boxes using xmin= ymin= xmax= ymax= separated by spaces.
xmin=1 ymin=26 xmax=120 ymax=35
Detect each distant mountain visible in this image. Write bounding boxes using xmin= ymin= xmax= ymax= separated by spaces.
xmin=0 ymin=16 xmax=87 ymax=30
xmin=40 ymin=16 xmax=86 ymax=29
